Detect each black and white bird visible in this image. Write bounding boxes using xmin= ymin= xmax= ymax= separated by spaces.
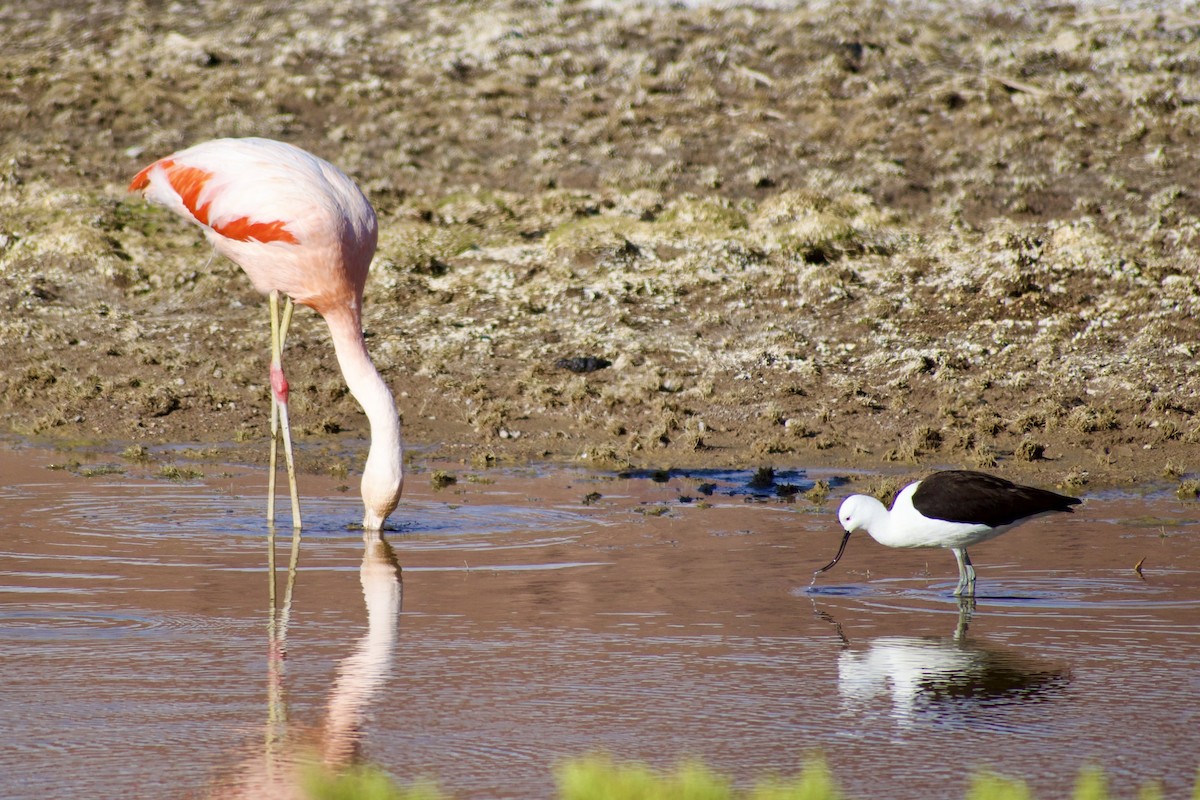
xmin=815 ymin=470 xmax=1082 ymax=596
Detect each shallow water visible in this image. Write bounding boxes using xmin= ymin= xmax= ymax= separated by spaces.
xmin=1 ymin=444 xmax=1198 ymax=799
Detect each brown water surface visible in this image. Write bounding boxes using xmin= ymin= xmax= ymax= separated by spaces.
xmin=1 ymin=445 xmax=1198 ymax=799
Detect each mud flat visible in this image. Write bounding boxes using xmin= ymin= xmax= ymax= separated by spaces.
xmin=3 ymin=1 xmax=1200 ymax=493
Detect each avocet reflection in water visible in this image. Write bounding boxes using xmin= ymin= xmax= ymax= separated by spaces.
xmin=819 ymin=602 xmax=1071 ymax=728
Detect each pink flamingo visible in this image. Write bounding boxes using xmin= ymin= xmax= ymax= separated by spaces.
xmin=129 ymin=137 xmax=403 ymax=531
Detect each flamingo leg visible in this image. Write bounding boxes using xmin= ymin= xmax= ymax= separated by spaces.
xmin=268 ymin=290 xmax=302 ymax=529
xmin=266 ymin=525 xmax=302 ymax=763
xmin=267 ymin=293 xmax=280 ymax=525
xmin=267 ymin=396 xmax=280 ymax=525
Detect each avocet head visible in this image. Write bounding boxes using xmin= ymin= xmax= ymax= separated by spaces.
xmin=815 ymin=494 xmax=876 ymax=577
xmin=838 ymin=494 xmax=873 ymax=533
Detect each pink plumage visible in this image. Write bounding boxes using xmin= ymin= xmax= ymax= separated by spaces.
xmin=130 ymin=137 xmax=377 ymax=314
xmin=130 ymin=137 xmax=403 ymax=531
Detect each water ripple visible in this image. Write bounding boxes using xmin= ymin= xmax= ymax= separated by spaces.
xmin=0 ymin=606 xmax=256 ymax=642
xmin=18 ymin=483 xmax=594 ymax=544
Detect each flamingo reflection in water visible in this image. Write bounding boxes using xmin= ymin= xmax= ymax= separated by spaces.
xmin=319 ymin=531 xmax=403 ymax=767
xmin=211 ymin=528 xmax=402 ymax=799
xmin=816 ymin=603 xmax=1070 ymax=728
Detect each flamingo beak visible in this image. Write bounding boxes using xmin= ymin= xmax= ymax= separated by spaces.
xmin=814 ymin=530 xmax=853 ymax=575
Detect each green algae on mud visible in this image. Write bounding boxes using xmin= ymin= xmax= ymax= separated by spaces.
xmin=3 ymin=1 xmax=1200 ymax=491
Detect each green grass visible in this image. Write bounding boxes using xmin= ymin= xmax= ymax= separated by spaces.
xmin=558 ymin=758 xmax=736 ymax=800
xmin=157 ymin=464 xmax=204 ymax=481
xmin=302 ymin=758 xmax=1197 ymax=800
xmin=965 ymin=772 xmax=1033 ymax=800
xmin=303 ymin=765 xmax=445 ymax=800
xmin=430 ymin=469 xmax=458 ymax=490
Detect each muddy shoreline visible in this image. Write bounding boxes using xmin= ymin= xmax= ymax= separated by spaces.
xmin=3 ymin=1 xmax=1200 ymax=496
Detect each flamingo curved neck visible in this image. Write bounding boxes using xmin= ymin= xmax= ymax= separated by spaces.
xmin=323 ymin=306 xmax=404 ymax=530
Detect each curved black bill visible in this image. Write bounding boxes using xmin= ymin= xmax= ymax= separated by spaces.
xmin=814 ymin=530 xmax=852 ymax=575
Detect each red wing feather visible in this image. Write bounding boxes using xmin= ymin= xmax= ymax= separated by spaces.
xmin=128 ymin=162 xmax=157 ymax=191
xmin=164 ymin=162 xmax=215 ymax=225
xmin=133 ymin=158 xmax=298 ymax=245
xmin=212 ymin=216 xmax=299 ymax=244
